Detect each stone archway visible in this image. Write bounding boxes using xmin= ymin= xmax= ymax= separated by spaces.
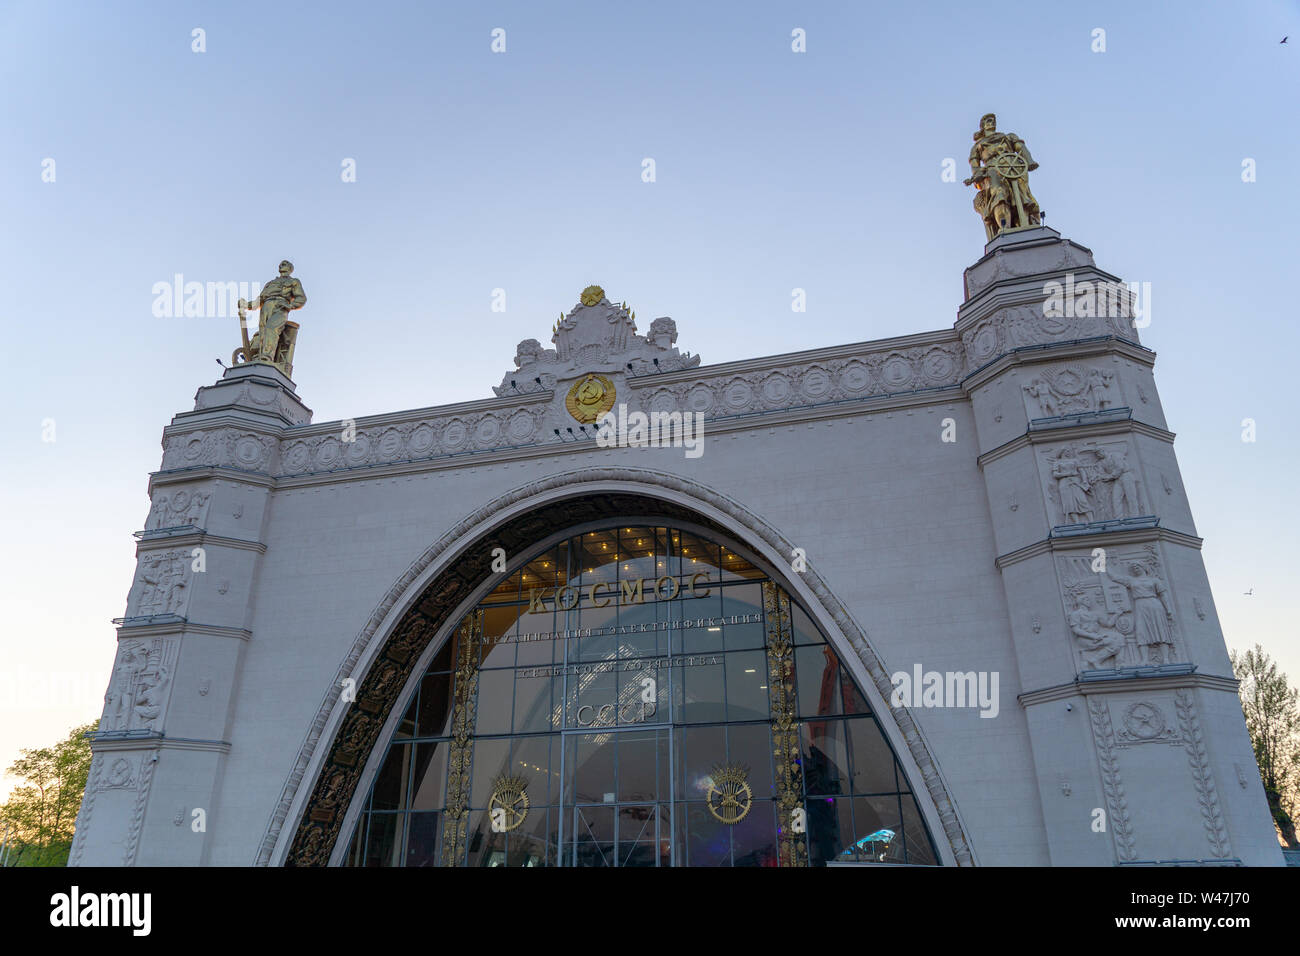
xmin=263 ymin=468 xmax=974 ymax=866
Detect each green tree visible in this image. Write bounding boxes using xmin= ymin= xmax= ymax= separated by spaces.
xmin=0 ymin=720 xmax=97 ymax=866
xmin=1230 ymin=645 xmax=1300 ymax=848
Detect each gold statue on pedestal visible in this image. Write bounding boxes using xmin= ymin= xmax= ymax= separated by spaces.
xmin=964 ymin=113 xmax=1041 ymax=240
xmin=233 ymin=260 xmax=307 ymax=377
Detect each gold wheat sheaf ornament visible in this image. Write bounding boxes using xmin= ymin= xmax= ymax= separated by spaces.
xmin=706 ymin=763 xmax=753 ymax=825
xmin=487 ymin=774 xmax=530 ymax=832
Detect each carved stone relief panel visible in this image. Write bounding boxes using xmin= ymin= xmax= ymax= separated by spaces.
xmin=127 ymin=550 xmax=193 ymax=618
xmin=145 ymin=486 xmax=211 ymax=530
xmin=1021 ymin=363 xmax=1121 ymax=419
xmin=1041 ymin=439 xmax=1147 ymax=526
xmin=161 ymin=429 xmax=277 ymax=473
xmin=100 ymin=637 xmax=179 ymax=732
xmin=1058 ymin=544 xmax=1179 ymax=671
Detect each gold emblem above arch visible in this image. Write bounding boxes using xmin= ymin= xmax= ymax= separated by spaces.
xmin=565 ymin=373 xmax=616 ymax=424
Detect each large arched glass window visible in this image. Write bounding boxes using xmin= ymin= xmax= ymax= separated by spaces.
xmin=342 ymin=524 xmax=938 ymax=867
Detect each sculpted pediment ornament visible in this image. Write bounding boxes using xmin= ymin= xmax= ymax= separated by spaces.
xmin=492 ymin=286 xmax=701 ymax=397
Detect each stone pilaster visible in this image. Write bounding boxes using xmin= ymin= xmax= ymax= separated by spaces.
xmin=70 ymin=365 xmax=307 ymax=865
xmin=959 ymin=227 xmax=1280 ymax=865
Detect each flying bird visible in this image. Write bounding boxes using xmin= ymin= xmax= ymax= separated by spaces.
xmin=1282 ymin=36 xmax=1289 ymax=43
xmin=1244 ymin=588 xmax=1254 ymax=596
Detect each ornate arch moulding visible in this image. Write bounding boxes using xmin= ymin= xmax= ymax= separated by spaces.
xmin=261 ymin=467 xmax=976 ymax=867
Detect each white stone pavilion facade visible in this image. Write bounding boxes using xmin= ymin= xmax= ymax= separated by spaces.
xmin=70 ymin=227 xmax=1283 ymax=866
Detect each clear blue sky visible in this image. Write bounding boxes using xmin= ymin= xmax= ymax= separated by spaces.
xmin=1 ymin=0 xmax=1296 ymax=794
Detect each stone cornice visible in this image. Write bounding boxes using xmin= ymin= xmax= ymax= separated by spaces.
xmin=958 ymin=264 xmax=1125 ymax=325
xmin=977 ymin=419 xmax=1175 ymax=469
xmin=1019 ymin=671 xmax=1238 ymax=707
xmin=115 ymin=620 xmax=253 ymax=642
xmin=161 ymin=414 xmax=284 ymax=439
xmin=90 ymin=735 xmax=232 ymax=755
xmin=995 ymin=526 xmax=1204 ymax=569
xmin=148 ymin=467 xmax=276 ymax=493
xmin=960 ymin=336 xmax=1154 ymax=393
xmin=134 ymin=531 xmax=267 ymax=556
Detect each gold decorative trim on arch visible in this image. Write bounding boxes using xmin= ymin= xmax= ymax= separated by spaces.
xmin=441 ymin=610 xmax=483 ymax=866
xmin=764 ymin=581 xmax=808 ymax=867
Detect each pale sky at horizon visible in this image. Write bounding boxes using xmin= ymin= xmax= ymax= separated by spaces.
xmin=1 ymin=0 xmax=1297 ymax=803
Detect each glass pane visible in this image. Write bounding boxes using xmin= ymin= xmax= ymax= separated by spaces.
xmin=617 ymin=729 xmax=667 ymax=802
xmin=675 ymin=661 xmax=726 ymax=724
xmin=677 ymin=622 xmax=724 ymax=656
xmin=616 ymin=527 xmax=658 ymax=582
xmin=484 ymin=568 xmax=521 ymax=604
xmin=726 ymin=722 xmax=774 ymax=798
xmin=683 ymin=802 xmax=729 ymax=866
xmin=806 ymin=795 xmax=853 ymax=866
xmin=725 ymin=651 xmax=769 ymax=721
xmin=508 ymin=805 xmax=554 ymax=867
xmin=899 ymin=793 xmax=938 ymax=866
xmin=372 ymin=743 xmax=411 ymax=811
xmin=796 ymin=644 xmax=843 ymax=717
xmin=343 ymin=816 xmax=366 ymax=866
xmin=363 ymin=812 xmax=403 ymax=867
xmin=465 ymin=809 xmax=506 ymax=867
xmin=851 ymin=794 xmax=904 ymax=864
xmin=577 ymin=600 xmax=619 ymax=661
xmin=678 ymin=725 xmax=725 ymax=802
xmin=678 ymin=587 xmax=721 ymax=628
xmin=475 ymin=669 xmax=514 ymax=736
xmin=410 ymin=741 xmax=447 ymax=810
xmin=724 ymin=619 xmax=765 ymax=651
xmin=846 ymin=717 xmax=898 ymax=794
xmin=480 ymin=605 xmax=519 ymax=668
xmin=510 ymin=734 xmax=555 ymax=808
xmin=723 ymin=582 xmax=763 ymax=620
xmin=575 ymin=530 xmax=620 ymax=587
xmin=677 ymin=533 xmax=717 ymax=580
xmin=718 ymin=545 xmax=762 ymax=581
xmin=521 ymin=546 xmax=560 ymax=590
xmin=415 ymin=672 xmax=452 ymax=738
xmin=513 ymin=672 xmax=556 ymax=733
xmin=427 ymin=636 xmax=455 ymax=674
xmin=569 ymin=666 xmax=617 ymax=730
xmin=618 ymin=662 xmax=666 ymax=726
xmin=791 ymin=604 xmax=825 ymax=645
xmin=617 ymin=804 xmax=663 ymax=867
xmin=573 ymin=805 xmax=615 ymax=867
xmin=569 ymin=733 xmax=616 ymax=805
xmin=730 ymin=799 xmax=777 ymax=867
xmin=393 ymin=696 xmax=416 ymax=741
xmin=405 ymin=811 xmax=441 ymax=867
xmin=841 ymin=670 xmax=871 ymax=715
xmin=802 ymin=718 xmax=849 ymax=795
xmin=470 ymin=738 xmax=511 ymax=806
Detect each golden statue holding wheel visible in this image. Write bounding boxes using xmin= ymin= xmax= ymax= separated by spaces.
xmin=233 ymin=259 xmax=307 ymax=377
xmin=964 ymin=113 xmax=1042 ymax=240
